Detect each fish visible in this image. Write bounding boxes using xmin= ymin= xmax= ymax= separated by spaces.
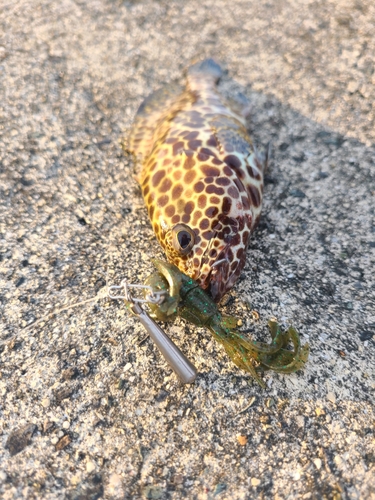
xmin=128 ymin=59 xmax=267 ymax=302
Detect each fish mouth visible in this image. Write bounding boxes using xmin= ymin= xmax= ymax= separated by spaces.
xmin=206 ymin=257 xmax=231 ymax=302
xmin=194 ymin=214 xmax=252 ymax=301
xmin=199 ymin=244 xmax=239 ymax=302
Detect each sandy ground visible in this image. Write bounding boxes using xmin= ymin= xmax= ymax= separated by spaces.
xmin=1 ymin=0 xmax=375 ymax=498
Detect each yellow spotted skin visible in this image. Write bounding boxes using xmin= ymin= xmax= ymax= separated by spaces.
xmin=128 ymin=59 xmax=268 ymax=302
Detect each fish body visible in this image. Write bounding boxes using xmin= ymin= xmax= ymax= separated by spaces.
xmin=129 ymin=59 xmax=267 ymax=301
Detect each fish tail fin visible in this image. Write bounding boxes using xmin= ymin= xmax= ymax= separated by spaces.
xmin=187 ymin=58 xmax=223 ymax=84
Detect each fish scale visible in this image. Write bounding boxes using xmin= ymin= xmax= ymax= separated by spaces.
xmin=128 ymin=59 xmax=268 ymax=302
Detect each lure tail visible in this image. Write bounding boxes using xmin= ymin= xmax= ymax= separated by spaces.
xmin=208 ymin=318 xmax=309 ymax=387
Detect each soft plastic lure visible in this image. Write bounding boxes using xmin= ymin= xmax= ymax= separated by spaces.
xmin=142 ymin=260 xmax=309 ymax=387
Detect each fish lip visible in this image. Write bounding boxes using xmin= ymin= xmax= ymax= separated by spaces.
xmin=208 ymin=255 xmax=232 ymax=302
xmin=198 ymin=243 xmax=232 ymax=301
xmin=196 ymin=214 xmax=248 ymax=300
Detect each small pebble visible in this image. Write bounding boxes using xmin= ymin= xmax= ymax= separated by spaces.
xmin=86 ymin=461 xmax=96 ymax=473
xmin=173 ymin=474 xmax=184 ymax=484
xmin=41 ymin=398 xmax=50 ymax=408
xmin=107 ymin=473 xmax=123 ymax=494
xmin=55 ymin=435 xmax=71 ymax=450
xmin=296 ymin=415 xmax=305 ymax=427
xmin=142 ymin=485 xmax=163 ymax=499
xmin=108 ymin=472 xmax=122 ymax=487
xmin=251 ymin=478 xmax=260 ymax=486
xmin=327 ymin=391 xmax=336 ymax=404
xmin=334 ymin=454 xmax=343 ymax=465
xmin=62 ymin=421 xmax=70 ymax=430
xmin=237 ymin=435 xmax=248 ymax=446
xmin=265 ymin=398 xmax=275 ymax=408
xmin=251 ymin=310 xmax=260 ymax=320
xmin=71 ymin=474 xmax=81 ymax=486
xmin=347 ymin=81 xmax=359 ymax=93
xmin=313 ymin=458 xmax=322 ymax=470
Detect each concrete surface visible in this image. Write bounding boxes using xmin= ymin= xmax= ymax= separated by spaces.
xmin=0 ymin=0 xmax=374 ymax=498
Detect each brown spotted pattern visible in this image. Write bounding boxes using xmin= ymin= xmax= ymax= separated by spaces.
xmin=128 ymin=59 xmax=267 ymax=301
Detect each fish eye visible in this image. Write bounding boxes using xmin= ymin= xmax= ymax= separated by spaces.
xmin=171 ymin=224 xmax=195 ymax=255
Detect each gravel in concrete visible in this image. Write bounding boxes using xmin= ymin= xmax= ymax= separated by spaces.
xmin=1 ymin=1 xmax=374 ymax=498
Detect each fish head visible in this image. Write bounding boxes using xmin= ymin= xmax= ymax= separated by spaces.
xmin=162 ymin=209 xmax=253 ymax=302
xmin=143 ymin=158 xmax=256 ymax=302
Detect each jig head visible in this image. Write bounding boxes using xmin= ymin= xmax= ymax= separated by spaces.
xmin=108 ymin=280 xmax=197 ymax=384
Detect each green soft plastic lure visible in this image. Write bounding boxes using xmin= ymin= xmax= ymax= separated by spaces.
xmin=143 ymin=259 xmax=309 ymax=387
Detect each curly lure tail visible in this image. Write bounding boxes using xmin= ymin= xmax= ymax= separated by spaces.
xmin=207 ymin=317 xmax=309 ymax=387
